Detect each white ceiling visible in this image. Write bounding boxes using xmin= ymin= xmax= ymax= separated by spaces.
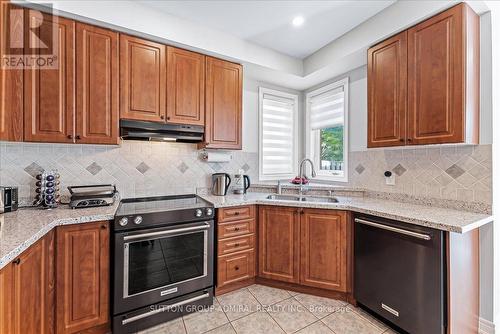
xmin=137 ymin=0 xmax=396 ymax=59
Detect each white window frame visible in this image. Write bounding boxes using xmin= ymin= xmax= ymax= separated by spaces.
xmin=305 ymin=77 xmax=349 ymax=182
xmin=259 ymin=87 xmax=299 ymax=181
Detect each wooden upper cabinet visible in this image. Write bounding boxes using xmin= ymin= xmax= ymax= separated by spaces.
xmin=407 ymin=3 xmax=479 ymax=145
xmin=120 ymin=34 xmax=166 ymax=122
xmin=0 ymin=3 xmax=23 ymax=142
xmin=12 ymin=231 xmax=54 ymax=334
xmin=300 ymin=209 xmax=348 ymax=292
xmin=367 ymin=31 xmax=407 ymax=148
xmin=76 ymin=23 xmax=119 ymax=144
xmin=167 ymin=46 xmax=205 ymax=126
xmin=56 ymin=222 xmax=110 ymax=334
xmin=258 ymin=206 xmax=299 ymax=283
xmin=24 ymin=12 xmax=75 ymax=143
xmin=367 ymin=3 xmax=479 ymax=148
xmin=203 ymin=57 xmax=242 ymax=150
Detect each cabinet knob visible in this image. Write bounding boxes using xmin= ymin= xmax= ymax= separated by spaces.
xmin=407 ymin=138 xmax=412 ymax=143
xmin=160 ymin=115 xmax=165 ymax=120
xmin=234 ymin=212 xmax=240 ymax=215
xmin=75 ymin=135 xmax=81 ymax=140
xmin=13 ymin=258 xmax=20 ymax=265
xmin=399 ymin=138 xmax=405 ymax=142
xmin=67 ymin=135 xmax=73 ymax=139
xmin=234 ymin=227 xmax=240 ymax=231
xmin=166 ymin=117 xmax=170 ymax=121
xmin=234 ymin=266 xmax=239 ymax=271
xmin=101 ymin=225 xmax=107 ymax=230
xmin=234 ymin=243 xmax=240 ymax=247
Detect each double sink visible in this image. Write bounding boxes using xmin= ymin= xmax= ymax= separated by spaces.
xmin=266 ymin=194 xmax=338 ymax=203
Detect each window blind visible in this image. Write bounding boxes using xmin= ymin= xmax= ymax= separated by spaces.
xmin=261 ymin=92 xmax=296 ymax=176
xmin=309 ymin=86 xmax=344 ymax=130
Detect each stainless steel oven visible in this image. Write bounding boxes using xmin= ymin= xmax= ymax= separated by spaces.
xmin=114 ymin=220 xmax=214 ymax=315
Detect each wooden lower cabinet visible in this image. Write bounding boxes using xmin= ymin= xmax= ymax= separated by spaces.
xmin=56 ymin=221 xmax=110 ymax=334
xmin=258 ymin=206 xmax=349 ymax=292
xmin=0 ymin=231 xmax=55 ymax=334
xmin=300 ymin=210 xmax=348 ymax=292
xmin=258 ymin=206 xmax=300 ymax=283
xmin=216 ymin=206 xmax=257 ymax=294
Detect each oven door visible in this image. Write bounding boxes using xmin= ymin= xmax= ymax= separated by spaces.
xmin=113 ymin=220 xmax=214 ymax=315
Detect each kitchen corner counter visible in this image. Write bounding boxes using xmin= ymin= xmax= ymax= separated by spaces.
xmin=0 ymin=202 xmax=118 ymax=270
xmin=201 ymin=193 xmax=493 ymax=234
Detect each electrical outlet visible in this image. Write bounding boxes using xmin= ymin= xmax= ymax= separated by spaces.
xmin=385 ymin=174 xmax=395 ymax=186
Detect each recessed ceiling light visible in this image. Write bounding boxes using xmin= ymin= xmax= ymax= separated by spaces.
xmin=292 ymin=16 xmax=304 ymax=27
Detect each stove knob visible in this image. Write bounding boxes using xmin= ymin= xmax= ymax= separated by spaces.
xmin=195 ymin=209 xmax=203 ymax=217
xmin=206 ymin=208 xmax=213 ymax=216
xmin=134 ymin=216 xmax=143 ymax=225
xmin=118 ymin=217 xmax=128 ymax=227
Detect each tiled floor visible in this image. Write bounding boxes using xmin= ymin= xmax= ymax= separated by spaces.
xmin=137 ymin=285 xmax=400 ymax=334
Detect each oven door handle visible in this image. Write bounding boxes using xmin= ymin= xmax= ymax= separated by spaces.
xmin=122 ymin=292 xmax=210 ymax=325
xmin=123 ymin=223 xmax=210 ymax=241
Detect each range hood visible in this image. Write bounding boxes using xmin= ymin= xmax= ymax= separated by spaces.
xmin=120 ymin=120 xmax=204 ymax=143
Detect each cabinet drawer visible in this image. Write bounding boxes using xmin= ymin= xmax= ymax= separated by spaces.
xmin=217 ymin=249 xmax=255 ymax=287
xmin=218 ymin=205 xmax=255 ymax=223
xmin=218 ymin=234 xmax=255 ymax=256
xmin=218 ymin=219 xmax=255 ymax=239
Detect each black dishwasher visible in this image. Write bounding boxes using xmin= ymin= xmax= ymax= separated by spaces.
xmin=354 ymin=214 xmax=445 ymax=334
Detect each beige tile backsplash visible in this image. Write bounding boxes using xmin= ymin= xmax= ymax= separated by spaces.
xmin=347 ymin=144 xmax=492 ymax=204
xmin=0 ymin=141 xmax=258 ymax=204
xmin=0 ymin=141 xmax=492 ymax=205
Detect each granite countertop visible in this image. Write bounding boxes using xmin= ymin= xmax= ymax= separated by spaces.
xmin=201 ymin=193 xmax=493 ymax=234
xmin=0 ymin=192 xmax=493 ymax=271
xmin=0 ymin=202 xmax=118 ymax=270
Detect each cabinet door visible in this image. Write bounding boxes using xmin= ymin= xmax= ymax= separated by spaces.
xmin=76 ymin=23 xmax=119 ymax=144
xmin=407 ymin=4 xmax=464 ymax=145
xmin=120 ymin=34 xmax=166 ymax=122
xmin=0 ymin=263 xmax=14 ymax=334
xmin=367 ymin=31 xmax=407 ymax=148
xmin=24 ymin=12 xmax=75 ymax=143
xmin=300 ymin=210 xmax=347 ymax=292
xmin=203 ymin=57 xmax=242 ymax=149
xmin=167 ymin=47 xmax=205 ymax=126
xmin=56 ymin=222 xmax=109 ymax=334
xmin=12 ymin=231 xmax=55 ymax=334
xmin=258 ymin=206 xmax=299 ymax=283
xmin=0 ymin=3 xmax=23 ymax=141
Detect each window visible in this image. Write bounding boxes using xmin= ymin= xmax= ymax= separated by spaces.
xmin=259 ymin=87 xmax=298 ymax=181
xmin=306 ymin=78 xmax=349 ymax=182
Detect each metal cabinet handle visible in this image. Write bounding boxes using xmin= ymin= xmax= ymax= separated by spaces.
xmin=122 ymin=292 xmax=210 ymax=325
xmin=354 ymin=218 xmax=431 ymax=241
xmin=124 ymin=223 xmax=209 ymax=241
xmin=13 ymin=258 xmax=20 ymax=265
xmin=234 ymin=227 xmax=240 ymax=231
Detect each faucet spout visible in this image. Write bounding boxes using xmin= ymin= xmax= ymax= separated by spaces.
xmin=298 ymin=158 xmax=316 ymax=196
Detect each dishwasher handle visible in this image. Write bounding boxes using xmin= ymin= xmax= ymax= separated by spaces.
xmin=354 ymin=218 xmax=431 ymax=241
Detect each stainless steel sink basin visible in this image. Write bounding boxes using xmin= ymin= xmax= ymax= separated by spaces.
xmin=265 ymin=194 xmax=338 ymax=203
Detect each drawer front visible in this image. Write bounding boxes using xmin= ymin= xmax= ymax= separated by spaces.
xmin=218 ymin=219 xmax=255 ymax=239
xmin=218 ymin=234 xmax=255 ymax=256
xmin=218 ymin=206 xmax=255 ymax=223
xmin=217 ymin=249 xmax=255 ymax=287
